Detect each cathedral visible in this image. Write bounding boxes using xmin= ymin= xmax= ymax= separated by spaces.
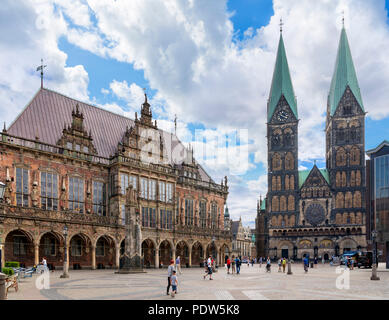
xmin=262 ymin=24 xmax=367 ymax=260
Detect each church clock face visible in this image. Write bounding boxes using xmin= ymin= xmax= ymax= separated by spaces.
xmin=305 ymin=203 xmax=326 ymax=226
xmin=277 ymin=110 xmax=289 ymax=122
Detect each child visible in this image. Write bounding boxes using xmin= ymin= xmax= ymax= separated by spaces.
xmin=226 ymin=257 xmax=231 ymax=274
xmin=170 ymin=270 xmax=178 ymax=298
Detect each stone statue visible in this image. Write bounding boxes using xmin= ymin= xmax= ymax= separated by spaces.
xmin=31 ymin=182 xmax=39 ymax=207
xmin=117 ymin=185 xmax=145 ymax=274
xmin=60 ymin=176 xmax=67 ymax=210
xmin=224 ymin=175 xmax=228 ymax=186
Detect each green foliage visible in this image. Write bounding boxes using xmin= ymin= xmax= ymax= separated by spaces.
xmin=2 ymin=267 xmax=15 ymax=276
xmin=5 ymin=261 xmax=20 ymax=268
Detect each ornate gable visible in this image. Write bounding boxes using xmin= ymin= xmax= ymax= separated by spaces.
xmin=56 ymin=104 xmax=97 ymax=155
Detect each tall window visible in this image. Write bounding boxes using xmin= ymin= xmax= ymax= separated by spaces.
xmin=69 ymin=177 xmax=84 ymax=213
xmin=93 ymin=181 xmax=106 ymax=216
xmin=41 ymin=172 xmax=58 ymax=211
xmin=16 ymin=167 xmax=29 ymax=207
xmin=140 ymin=178 xmax=148 ymax=199
xmin=120 ymin=173 xmax=137 ymax=195
xmin=71 ymin=238 xmax=82 ymax=256
xmin=96 ymin=238 xmax=105 ymax=256
xmin=211 ymin=203 xmax=218 ymax=229
xmin=13 ymin=236 xmax=27 ymax=255
xmin=43 ymin=237 xmax=56 ymax=256
xmin=149 ymin=179 xmax=156 ymax=200
xmin=200 ymin=201 xmax=207 ymax=228
xmin=185 ymin=199 xmax=194 ymax=225
xmin=160 ymin=209 xmax=173 ymax=230
xmin=159 ymin=181 xmax=166 ymax=202
xmin=142 ymin=207 xmax=156 ymax=228
xmin=166 ymin=183 xmax=173 ymax=202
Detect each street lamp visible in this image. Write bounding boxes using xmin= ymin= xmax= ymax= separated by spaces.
xmin=60 ymin=225 xmax=69 ymax=278
xmin=371 ymin=230 xmax=380 ymax=281
xmin=0 ymin=182 xmax=5 ymax=201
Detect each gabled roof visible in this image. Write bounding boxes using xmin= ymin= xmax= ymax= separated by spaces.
xmin=7 ymin=88 xmax=213 ymax=182
xmin=268 ymin=34 xmax=297 ymax=122
xmin=298 ymin=166 xmax=330 ymax=189
xmin=328 ymin=27 xmax=364 ymax=116
xmin=366 ymin=140 xmax=389 ymax=156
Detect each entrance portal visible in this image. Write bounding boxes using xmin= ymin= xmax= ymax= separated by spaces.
xmin=281 ymin=249 xmax=289 ymax=258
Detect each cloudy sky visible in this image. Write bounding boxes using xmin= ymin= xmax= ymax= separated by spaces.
xmin=1 ymin=0 xmax=389 ymax=227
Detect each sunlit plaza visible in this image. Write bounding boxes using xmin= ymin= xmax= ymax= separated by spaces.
xmin=6 ymin=263 xmax=389 ymax=300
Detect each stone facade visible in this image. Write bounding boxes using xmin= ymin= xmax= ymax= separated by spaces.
xmin=0 ymin=88 xmax=231 ymax=270
xmin=231 ymin=218 xmax=252 ymax=259
xmin=265 ymin=28 xmax=367 ymax=260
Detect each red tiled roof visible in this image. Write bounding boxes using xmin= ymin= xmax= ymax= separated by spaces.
xmin=7 ymin=88 xmax=213 ymax=182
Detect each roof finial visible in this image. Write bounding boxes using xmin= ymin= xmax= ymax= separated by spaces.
xmin=143 ymin=87 xmax=147 ymax=103
xmin=342 ymin=10 xmax=345 ymax=28
xmin=280 ymin=18 xmax=284 ymax=34
xmin=314 ymin=159 xmax=317 ymax=166
xmin=3 ymin=121 xmax=6 ymax=133
xmin=36 ymin=59 xmax=47 ymax=89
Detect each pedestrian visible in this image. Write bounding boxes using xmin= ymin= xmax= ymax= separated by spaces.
xmin=322 ymin=256 xmax=325 ymax=264
xmin=314 ymin=256 xmax=318 ymax=268
xmin=226 ymin=257 xmax=231 ymax=274
xmin=282 ymin=257 xmax=287 ymax=273
xmin=204 ymin=256 xmax=213 ymax=280
xmin=167 ymin=259 xmax=175 ymax=295
xmin=303 ymin=255 xmax=309 ymax=273
xmin=176 ymin=256 xmax=182 ymax=274
xmin=259 ymin=256 xmax=262 ymax=268
xmin=42 ymin=257 xmax=48 ymax=273
xmin=350 ymin=257 xmax=354 ymax=270
xmin=170 ymin=270 xmax=178 ymax=298
xmin=266 ymin=257 xmax=271 ymax=273
xmin=247 ymin=258 xmax=250 ymax=267
xmin=236 ymin=256 xmax=241 ymax=274
xmin=231 ymin=255 xmax=236 ymax=274
xmin=251 ymin=258 xmax=254 ymax=267
xmin=278 ymin=258 xmax=282 ymax=272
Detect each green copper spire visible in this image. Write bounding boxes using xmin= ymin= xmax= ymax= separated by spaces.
xmin=268 ymin=34 xmax=298 ymax=122
xmin=328 ymin=27 xmax=364 ymax=116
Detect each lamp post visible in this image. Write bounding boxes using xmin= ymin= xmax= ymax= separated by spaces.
xmin=60 ymin=225 xmax=69 ymax=278
xmin=371 ymin=230 xmax=380 ymax=281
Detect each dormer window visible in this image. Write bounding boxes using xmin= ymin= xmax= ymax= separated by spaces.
xmin=66 ymin=142 xmax=72 ymax=150
xmin=83 ymin=146 xmax=88 ymax=153
xmin=75 ymin=144 xmax=81 ymax=152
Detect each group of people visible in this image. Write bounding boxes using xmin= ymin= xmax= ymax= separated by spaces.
xmin=225 ymin=256 xmax=242 ymax=274
xmin=166 ymin=256 xmax=182 ymax=298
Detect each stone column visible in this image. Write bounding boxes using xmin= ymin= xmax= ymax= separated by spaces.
xmin=34 ymin=243 xmax=39 ymax=266
xmin=155 ymin=247 xmax=159 ymax=269
xmin=188 ymin=247 xmax=192 ymax=268
xmin=172 ymin=248 xmax=176 ymax=263
xmin=115 ymin=245 xmax=120 ymax=269
xmin=0 ymin=273 xmax=7 ymax=300
xmin=91 ymin=245 xmax=96 ymax=270
xmin=1 ymin=244 xmax=5 ymax=269
xmin=66 ymin=242 xmax=70 ymax=271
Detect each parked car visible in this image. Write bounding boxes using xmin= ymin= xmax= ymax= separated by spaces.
xmin=356 ymin=251 xmax=373 ymax=269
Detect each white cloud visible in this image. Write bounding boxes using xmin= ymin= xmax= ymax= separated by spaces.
xmin=1 ymin=0 xmax=389 ymax=225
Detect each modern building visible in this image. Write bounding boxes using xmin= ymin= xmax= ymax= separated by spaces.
xmin=0 ymin=88 xmax=231 ymax=270
xmin=265 ymin=25 xmax=367 ymax=260
xmin=366 ymin=141 xmax=389 ymax=268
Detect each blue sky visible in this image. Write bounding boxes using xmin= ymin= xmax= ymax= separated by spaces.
xmin=2 ymin=0 xmax=389 ymax=227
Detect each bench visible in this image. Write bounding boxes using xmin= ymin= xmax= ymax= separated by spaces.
xmin=22 ymin=268 xmax=34 ymax=278
xmin=5 ymin=275 xmax=18 ymax=298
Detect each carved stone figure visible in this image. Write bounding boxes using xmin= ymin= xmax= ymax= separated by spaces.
xmin=31 ymin=182 xmax=39 ymax=207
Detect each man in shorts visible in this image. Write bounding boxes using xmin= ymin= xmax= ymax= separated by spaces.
xmin=204 ymin=255 xmax=213 ymax=280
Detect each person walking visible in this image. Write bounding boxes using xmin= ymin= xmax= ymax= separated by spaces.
xmin=170 ymin=270 xmax=178 ymax=298
xmin=235 ymin=256 xmax=241 ymax=274
xmin=167 ymin=259 xmax=175 ymax=295
xmin=42 ymin=257 xmax=48 ymax=273
xmin=176 ymin=256 xmax=182 ymax=274
xmin=231 ymin=255 xmax=236 ymax=274
xmin=282 ymin=257 xmax=287 ymax=273
xmin=226 ymin=257 xmax=231 ymax=274
xmin=266 ymin=257 xmax=271 ymax=273
xmin=314 ymin=256 xmax=318 ymax=268
xmin=259 ymin=256 xmax=262 ymax=268
xmin=204 ymin=256 xmax=213 ymax=280
xmin=303 ymin=256 xmax=309 ymax=273
xmin=278 ymin=258 xmax=282 ymax=272
xmin=251 ymin=258 xmax=254 ymax=267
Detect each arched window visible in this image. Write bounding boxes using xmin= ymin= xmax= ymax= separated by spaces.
xmin=350 ymin=171 xmax=356 ymax=187
xmin=280 ymin=196 xmax=287 ymax=212
xmin=289 ymin=175 xmax=295 ymax=190
xmin=272 ymin=196 xmax=279 ymax=212
xmin=336 ymin=172 xmax=341 ymax=187
xmin=349 ymin=147 xmax=360 ymax=166
xmin=277 ymin=176 xmax=281 ymax=191
xmin=336 ymin=147 xmax=347 ymax=166
xmin=272 ymin=176 xmax=277 ymax=191
xmin=342 ymin=172 xmax=347 ymax=187
xmin=288 ymin=195 xmax=295 ymax=211
xmin=336 ymin=213 xmax=342 ymax=224
xmin=285 ymin=152 xmax=294 ymax=170
xmin=285 ymin=175 xmax=290 ymax=190
xmin=272 ymin=153 xmax=282 ymax=171
xmin=356 ymin=170 xmax=361 ymax=186
xmin=353 ymin=191 xmax=362 ymax=208
xmin=271 ymin=216 xmax=277 ymax=227
xmin=345 ymin=192 xmax=353 ymax=208
xmin=336 ymin=193 xmax=344 ymax=209
xmin=289 ymin=215 xmax=295 ymax=227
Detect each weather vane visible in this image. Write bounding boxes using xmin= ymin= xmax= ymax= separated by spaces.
xmin=174 ymin=114 xmax=177 ymax=135
xmin=342 ymin=10 xmax=345 ymax=27
xmin=36 ymin=59 xmax=47 ymax=89
xmin=280 ymin=18 xmax=284 ymax=33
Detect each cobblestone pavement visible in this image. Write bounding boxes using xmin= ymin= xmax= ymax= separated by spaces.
xmin=6 ymin=263 xmax=389 ymax=300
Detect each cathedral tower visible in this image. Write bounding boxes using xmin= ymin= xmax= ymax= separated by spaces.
xmin=267 ymin=30 xmax=299 ymax=235
xmin=326 ymin=26 xmax=366 ymax=235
